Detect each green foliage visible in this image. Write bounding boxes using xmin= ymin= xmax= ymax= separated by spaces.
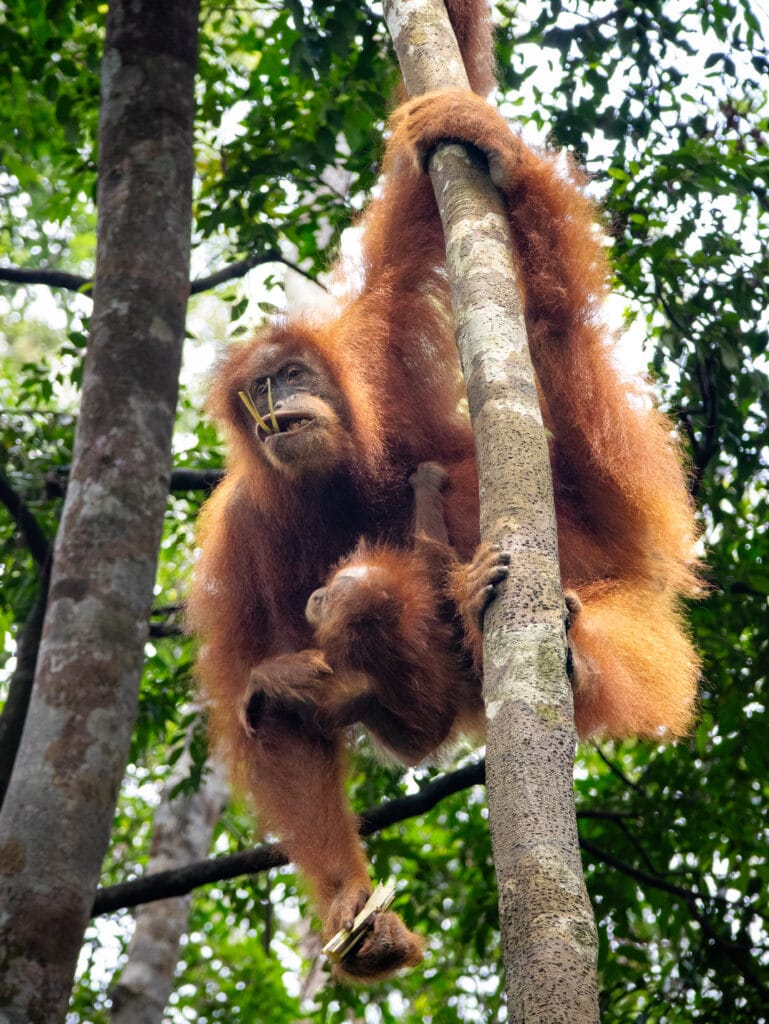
xmin=1 ymin=0 xmax=768 ymax=1021
xmin=194 ymin=0 xmax=393 ymax=268
xmin=0 ymin=0 xmax=101 ymax=256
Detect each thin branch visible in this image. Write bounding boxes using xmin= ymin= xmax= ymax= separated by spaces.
xmin=580 ymin=835 xmax=719 ymax=907
xmin=654 ymin=276 xmax=720 ymax=493
xmin=678 ymin=408 xmax=699 ymax=461
xmin=689 ymin=347 xmax=720 ymax=496
xmin=148 ymin=622 xmax=184 ymax=639
xmin=728 ymin=581 xmax=767 ymax=597
xmin=168 ymin=469 xmax=224 ymax=493
xmin=0 ymin=408 xmax=76 ymax=419
xmin=575 ymin=809 xmax=635 ymax=822
xmin=652 ymin=283 xmax=721 ymax=489
xmin=92 ymin=761 xmax=487 ymax=916
xmin=654 ymin=279 xmax=692 ymax=338
xmin=611 ymin=817 xmax=661 ymax=876
xmin=0 ymin=473 xmax=54 ymax=803
xmin=358 ymin=760 xmax=485 ymax=833
xmin=0 ymin=468 xmax=52 ymax=569
xmin=190 ymin=251 xmax=326 ymax=294
xmin=40 ymin=466 xmax=223 ymax=501
xmin=0 ymin=253 xmax=326 ymax=300
xmin=0 ymin=568 xmax=51 ymax=809
xmin=672 ymin=405 xmax=705 ymax=418
xmin=93 ymin=841 xmax=285 ymax=916
xmin=582 ymin=836 xmax=768 ymax=997
xmin=91 ymin=758 xmax=631 ymax=917
xmin=591 ymin=744 xmax=645 ymax=794
xmin=0 ymin=266 xmax=91 ymax=293
xmin=147 ymin=605 xmax=184 ymax=640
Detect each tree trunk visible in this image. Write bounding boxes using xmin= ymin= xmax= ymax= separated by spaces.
xmin=0 ymin=2 xmax=199 ymax=1021
xmin=109 ymin=748 xmax=228 ymax=1024
xmin=382 ymin=2 xmax=600 ymax=1021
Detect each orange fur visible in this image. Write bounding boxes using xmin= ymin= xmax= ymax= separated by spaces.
xmin=188 ymin=1 xmax=699 ymax=981
xmin=383 ymin=90 xmax=700 ymax=739
xmin=306 ymin=465 xmax=497 ymax=767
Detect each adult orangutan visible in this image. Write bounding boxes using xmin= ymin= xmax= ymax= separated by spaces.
xmin=188 ymin=0 xmax=699 ymax=981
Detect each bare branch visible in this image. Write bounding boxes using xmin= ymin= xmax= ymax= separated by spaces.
xmin=39 ymin=466 xmax=223 ymax=501
xmin=580 ymin=835 xmax=722 ymax=907
xmin=581 ymin=836 xmax=769 ymax=998
xmin=91 ymin=755 xmax=673 ymax=922
xmin=591 ymin=744 xmax=645 ymax=794
xmin=190 ymin=252 xmax=326 ymax=294
xmin=0 ymin=266 xmax=91 ymax=294
xmin=0 ymin=253 xmax=326 ymax=300
xmin=92 ymin=761 xmax=487 ymax=916
xmin=0 ymin=571 xmax=51 ymax=809
xmin=148 ymin=622 xmax=184 ymax=639
xmin=0 ymin=468 xmax=52 ymax=570
xmin=168 ymin=468 xmax=224 ymax=493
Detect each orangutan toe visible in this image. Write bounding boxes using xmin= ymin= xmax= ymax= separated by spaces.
xmin=463 ymin=542 xmax=511 ymax=629
xmin=564 ymin=588 xmax=582 ymax=628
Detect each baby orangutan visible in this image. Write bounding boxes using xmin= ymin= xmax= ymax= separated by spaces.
xmin=304 ymin=462 xmax=510 ymax=766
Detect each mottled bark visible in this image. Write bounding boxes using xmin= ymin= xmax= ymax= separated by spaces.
xmin=0 ymin=2 xmax=199 ymax=1021
xmin=383 ymin=1 xmax=600 ymax=1021
xmin=109 ymin=751 xmax=228 ymax=1024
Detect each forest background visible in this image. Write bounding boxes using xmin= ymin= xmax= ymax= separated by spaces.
xmin=0 ymin=0 xmax=768 ymax=1021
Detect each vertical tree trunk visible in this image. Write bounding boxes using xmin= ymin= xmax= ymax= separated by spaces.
xmin=383 ymin=2 xmax=600 ymax=1021
xmin=0 ymin=2 xmax=199 ymax=1021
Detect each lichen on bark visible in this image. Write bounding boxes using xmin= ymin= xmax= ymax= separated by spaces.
xmin=383 ymin=2 xmax=600 ymax=1021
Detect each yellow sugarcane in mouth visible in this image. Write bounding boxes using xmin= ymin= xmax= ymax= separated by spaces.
xmin=238 ymin=389 xmax=273 ymax=435
xmin=239 ymin=379 xmax=281 ymax=435
xmin=265 ymin=377 xmax=279 ymax=433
